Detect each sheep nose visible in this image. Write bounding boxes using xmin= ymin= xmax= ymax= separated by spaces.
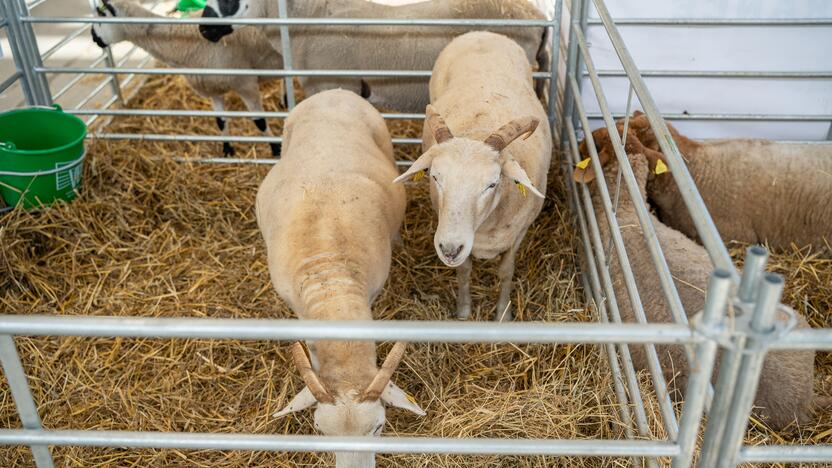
xmin=439 ymin=243 xmax=463 ymax=261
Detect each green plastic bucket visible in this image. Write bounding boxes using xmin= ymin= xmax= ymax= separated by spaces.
xmin=0 ymin=104 xmax=87 ymax=210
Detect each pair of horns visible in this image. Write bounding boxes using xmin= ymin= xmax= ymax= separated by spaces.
xmin=291 ymin=341 xmax=407 ymax=404
xmin=426 ymin=105 xmax=539 ymax=152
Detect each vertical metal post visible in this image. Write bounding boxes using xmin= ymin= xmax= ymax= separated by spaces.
xmin=716 ymin=272 xmax=784 ymax=468
xmin=559 ymin=0 xmax=584 ymax=148
xmin=277 ymin=0 xmax=296 ymax=110
xmin=87 ymin=0 xmax=123 ymax=104
xmin=3 ymin=0 xmax=51 ymax=105
xmin=547 ymin=0 xmax=564 ymax=134
xmin=0 ymin=335 xmax=54 ymax=468
xmin=672 ymin=269 xmax=731 ymax=468
xmin=699 ymin=246 xmax=769 ymax=467
xmin=825 ymin=122 xmax=832 ymax=140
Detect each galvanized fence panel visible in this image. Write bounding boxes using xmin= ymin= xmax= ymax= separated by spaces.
xmin=0 ymin=0 xmax=830 ymax=466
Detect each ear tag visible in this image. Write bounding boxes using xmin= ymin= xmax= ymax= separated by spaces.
xmin=516 ymin=182 xmax=527 ymax=198
xmin=654 ymin=159 xmax=669 ymax=175
xmin=412 ymin=170 xmax=426 ymax=182
xmin=576 ymin=157 xmax=591 ymax=170
xmin=96 ymin=5 xmax=107 ymax=15
xmin=405 ymin=392 xmax=418 ymax=405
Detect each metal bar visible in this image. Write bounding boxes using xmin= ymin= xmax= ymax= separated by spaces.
xmin=0 ymin=429 xmax=681 ymax=457
xmin=0 ymin=316 xmax=700 ymax=344
xmin=11 ymin=0 xmax=51 ymax=104
xmin=1 ymin=0 xmax=36 ymax=104
xmin=161 ymin=157 xmax=413 ymax=168
xmin=40 ymin=23 xmax=89 ymax=60
xmin=586 ymin=18 xmax=832 ymax=26
xmin=569 ymin=73 xmax=679 ymax=440
xmin=591 ymin=0 xmax=736 ymax=277
xmin=717 ymin=273 xmax=785 ymax=468
xmin=37 ymin=66 xmax=551 ymax=79
xmin=671 ymin=270 xmax=731 ymax=468
xmin=277 ymin=0 xmax=296 ymax=110
xmin=0 ymin=71 xmax=22 ymax=94
xmin=546 ymin=0 xmax=564 ymax=133
xmin=85 ymin=0 xmax=123 ymax=104
xmin=73 ymin=71 xmax=115 ymax=110
xmin=22 ymin=16 xmax=555 ymax=26
xmin=740 ymin=445 xmax=832 ymax=463
xmin=770 ymin=329 xmax=832 ymax=350
xmin=52 ymin=53 xmax=108 ymax=100
xmin=66 ymin=109 xmax=424 ymax=120
xmin=588 ymin=112 xmax=832 ymax=122
xmin=559 ymin=0 xmax=583 ymax=147
xmin=0 ymin=336 xmax=54 ymax=467
xmin=592 ymin=70 xmax=832 ymax=79
xmin=25 ymin=0 xmax=50 ymax=9
xmin=87 ymin=133 xmax=422 ymax=146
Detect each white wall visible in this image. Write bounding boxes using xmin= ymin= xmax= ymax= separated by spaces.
xmin=581 ymin=0 xmax=832 ymax=140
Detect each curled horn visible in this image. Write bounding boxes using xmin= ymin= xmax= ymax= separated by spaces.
xmin=484 ymin=116 xmax=540 ymax=152
xmin=426 ymin=105 xmax=453 ymax=144
xmin=291 ymin=342 xmax=335 ymax=404
xmin=360 ymin=342 xmax=407 ymax=402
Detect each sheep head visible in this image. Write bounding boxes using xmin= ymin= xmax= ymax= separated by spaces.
xmin=393 ymin=106 xmax=543 ymax=267
xmin=91 ymin=0 xmax=126 ymax=48
xmin=574 ymin=117 xmax=666 ymax=184
xmin=200 ymin=0 xmax=262 ymax=42
xmin=274 ymin=342 xmax=424 ymax=467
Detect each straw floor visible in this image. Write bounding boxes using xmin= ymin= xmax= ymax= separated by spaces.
xmin=0 ymin=74 xmax=829 ymax=467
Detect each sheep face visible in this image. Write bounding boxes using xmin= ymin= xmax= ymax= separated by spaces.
xmin=200 ymin=0 xmax=257 ymax=42
xmin=91 ymin=0 xmax=125 ymax=48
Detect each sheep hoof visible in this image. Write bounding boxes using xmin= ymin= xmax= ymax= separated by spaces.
xmin=223 ymin=143 xmax=235 ymax=157
xmin=270 ymin=143 xmax=282 ymax=158
xmin=455 ymin=306 xmax=471 ymax=321
xmin=494 ymin=304 xmax=513 ymax=322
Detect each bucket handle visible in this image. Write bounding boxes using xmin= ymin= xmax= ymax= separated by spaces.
xmin=0 ymin=104 xmax=64 ymax=151
xmin=0 ymin=150 xmax=86 ymax=177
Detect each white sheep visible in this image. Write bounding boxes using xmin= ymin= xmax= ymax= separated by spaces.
xmin=394 ymin=31 xmax=551 ymax=321
xmin=256 ymin=89 xmax=423 ymax=468
xmin=199 ymin=0 xmax=549 ymax=112
xmin=582 ymin=113 xmax=832 ymax=252
xmin=92 ymin=0 xmax=282 ymax=157
xmin=574 ymin=150 xmax=828 ymax=430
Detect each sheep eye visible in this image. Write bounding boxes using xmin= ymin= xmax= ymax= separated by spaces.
xmin=486 ymin=182 xmax=497 ymax=190
xmin=372 ymin=423 xmax=383 ymax=435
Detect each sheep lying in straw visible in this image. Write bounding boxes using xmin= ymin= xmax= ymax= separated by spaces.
xmin=573 ymin=150 xmax=828 ymax=430
xmin=580 ymin=113 xmax=832 ymax=252
xmin=395 ymin=32 xmax=550 ymax=321
xmin=91 ymin=0 xmax=282 ymax=157
xmin=199 ymin=0 xmax=549 ymax=112
xmin=256 ymin=89 xmax=424 ymax=468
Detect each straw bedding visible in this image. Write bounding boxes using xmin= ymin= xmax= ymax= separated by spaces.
xmin=0 ymin=74 xmax=829 ymax=467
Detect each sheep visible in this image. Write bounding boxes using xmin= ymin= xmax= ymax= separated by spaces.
xmin=573 ymin=149 xmax=825 ymax=430
xmin=256 ymin=89 xmax=423 ymax=468
xmin=91 ymin=0 xmax=282 ymax=157
xmin=393 ymin=32 xmax=551 ymax=321
xmin=580 ymin=113 xmax=832 ymax=252
xmin=199 ymin=0 xmax=550 ymax=112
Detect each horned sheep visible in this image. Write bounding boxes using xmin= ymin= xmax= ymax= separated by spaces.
xmin=199 ymin=0 xmax=550 ymax=112
xmin=256 ymin=89 xmax=423 ymax=468
xmin=394 ymin=31 xmax=551 ymax=321
xmin=581 ymin=113 xmax=832 ymax=252
xmin=573 ymin=150 xmax=826 ymax=430
xmin=91 ymin=0 xmax=282 ymax=157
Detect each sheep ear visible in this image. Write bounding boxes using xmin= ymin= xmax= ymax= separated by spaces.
xmin=502 ymin=159 xmax=544 ymax=198
xmin=273 ymin=386 xmax=319 ymax=418
xmin=393 ymin=151 xmax=434 ymax=184
xmin=572 ymin=164 xmax=598 ymax=184
xmin=381 ymin=382 xmax=426 ymax=416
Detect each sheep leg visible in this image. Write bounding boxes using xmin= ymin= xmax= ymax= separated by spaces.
xmin=239 ymin=86 xmax=281 ymax=157
xmin=455 ymin=257 xmax=473 ymax=320
xmin=495 ymin=234 xmax=525 ymax=322
xmin=211 ymin=96 xmax=235 ymax=157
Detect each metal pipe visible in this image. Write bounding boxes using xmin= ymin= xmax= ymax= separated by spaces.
xmin=23 ymin=16 xmax=555 ymax=27
xmin=277 ymin=0 xmax=295 ymax=110
xmin=586 ymin=17 xmax=832 ymax=26
xmin=740 ymin=445 xmax=832 ymax=463
xmin=770 ymin=329 xmax=832 ymax=350
xmin=87 ymin=132 xmax=422 ymax=146
xmin=52 ymin=53 xmax=108 ymax=100
xmin=588 ymin=112 xmax=832 ymax=122
xmin=559 ymin=0 xmax=583 ymax=147
xmin=546 ymin=0 xmax=564 ymax=133
xmin=40 ymin=22 xmax=90 ymax=60
xmin=162 ymin=156 xmax=414 ymax=168
xmin=1 ymin=0 xmax=36 ymax=104
xmin=0 ymin=315 xmax=700 ymax=344
xmin=671 ymin=270 xmax=731 ymax=468
xmin=11 ymin=0 xmax=51 ymax=104
xmin=37 ymin=66 xmax=551 ymax=79
xmin=66 ymin=109 xmax=424 ymax=120
xmin=0 ymin=429 xmax=681 ymax=456
xmin=738 ymin=246 xmax=768 ymax=302
xmin=591 ymin=0 xmax=736 ymax=277
xmin=717 ymin=273 xmax=785 ymax=468
xmin=0 ymin=336 xmax=54 ymax=468
xmin=570 ymin=75 xmax=679 ymax=440
xmin=592 ymin=69 xmax=832 ymax=79
xmin=0 ymin=71 xmax=22 ymax=94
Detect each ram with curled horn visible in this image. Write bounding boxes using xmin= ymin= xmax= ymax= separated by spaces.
xmin=394 ymin=32 xmax=551 ymax=321
xmin=257 ymin=90 xmax=424 ymax=468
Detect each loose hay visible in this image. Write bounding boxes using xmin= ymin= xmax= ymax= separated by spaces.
xmin=0 ymin=74 xmax=829 ymax=467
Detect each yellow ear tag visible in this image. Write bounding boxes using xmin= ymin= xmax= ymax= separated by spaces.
xmin=412 ymin=170 xmax=425 ymax=182
xmin=516 ymin=182 xmax=527 ymax=198
xmin=576 ymin=157 xmax=591 ymax=170
xmin=654 ymin=159 xmax=669 ymax=175
xmin=405 ymin=392 xmax=418 ymax=405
